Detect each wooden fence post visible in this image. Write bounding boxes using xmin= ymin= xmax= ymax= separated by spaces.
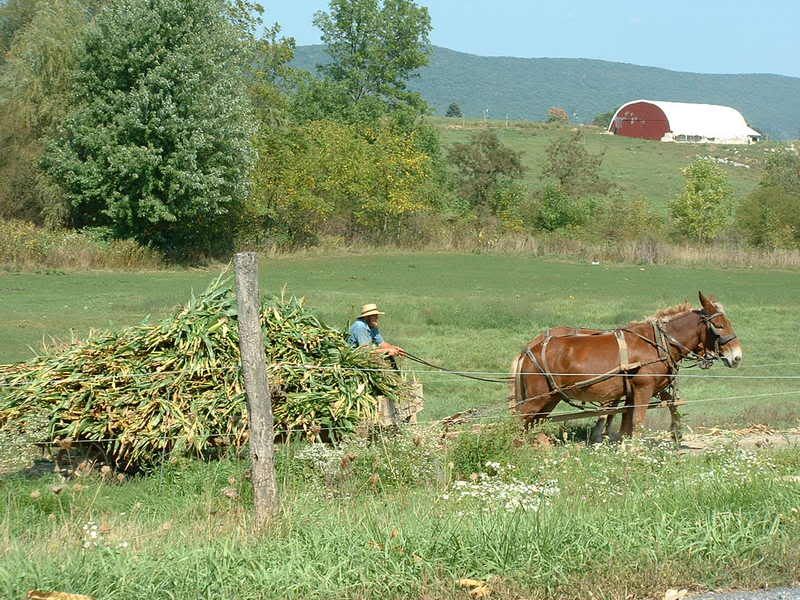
xmin=234 ymin=252 xmax=278 ymax=524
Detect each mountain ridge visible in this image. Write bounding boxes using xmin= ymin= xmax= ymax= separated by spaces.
xmin=291 ymin=45 xmax=800 ymax=140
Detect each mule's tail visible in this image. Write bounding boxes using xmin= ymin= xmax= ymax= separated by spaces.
xmin=509 ymin=353 xmax=525 ymax=413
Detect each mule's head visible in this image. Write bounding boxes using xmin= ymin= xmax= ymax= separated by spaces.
xmin=698 ymin=291 xmax=742 ymax=368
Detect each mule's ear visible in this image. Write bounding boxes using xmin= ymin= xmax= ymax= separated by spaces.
xmin=698 ymin=291 xmax=714 ymax=311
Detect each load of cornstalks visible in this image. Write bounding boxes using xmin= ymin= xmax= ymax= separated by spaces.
xmin=0 ymin=275 xmax=410 ymax=470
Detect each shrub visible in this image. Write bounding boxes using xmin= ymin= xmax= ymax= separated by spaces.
xmin=542 ymin=130 xmax=612 ymax=198
xmin=588 ymin=193 xmax=665 ymax=242
xmin=445 ymin=102 xmax=462 ymax=118
xmin=525 ymin=183 xmax=595 ymax=232
xmin=669 ymin=159 xmax=733 ymax=243
xmin=547 ymin=107 xmax=569 ymax=123
xmin=592 ymin=110 xmax=615 ymax=129
xmin=0 ymin=219 xmax=163 ymax=270
xmin=447 ymin=129 xmax=526 ymax=221
xmin=736 ymin=150 xmax=800 ymax=249
xmin=247 ymin=119 xmax=441 ymax=247
xmin=447 ymin=423 xmax=518 ymax=478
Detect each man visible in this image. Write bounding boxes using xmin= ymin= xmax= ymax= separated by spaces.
xmin=348 ymin=303 xmax=405 ymax=357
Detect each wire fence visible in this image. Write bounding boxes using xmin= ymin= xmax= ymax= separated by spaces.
xmin=2 ymin=359 xmax=799 ymax=459
xmin=2 ymin=361 xmax=800 ymax=385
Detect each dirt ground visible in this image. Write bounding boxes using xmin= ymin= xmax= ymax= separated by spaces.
xmin=677 ymin=425 xmax=800 ymax=453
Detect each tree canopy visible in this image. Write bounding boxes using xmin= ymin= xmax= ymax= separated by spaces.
xmin=42 ymin=0 xmax=257 ymax=256
xmin=312 ymin=0 xmax=431 ymax=116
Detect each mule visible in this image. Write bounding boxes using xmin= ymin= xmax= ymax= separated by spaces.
xmin=510 ymin=292 xmax=742 ymax=437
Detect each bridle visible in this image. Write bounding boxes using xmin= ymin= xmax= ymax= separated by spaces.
xmin=656 ymin=309 xmax=737 ymax=369
xmin=700 ymin=310 xmax=738 ymax=357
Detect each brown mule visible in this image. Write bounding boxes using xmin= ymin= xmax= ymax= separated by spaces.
xmin=510 ymin=292 xmax=742 ymax=437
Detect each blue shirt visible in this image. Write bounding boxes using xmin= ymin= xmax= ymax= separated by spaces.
xmin=348 ymin=318 xmax=384 ymax=348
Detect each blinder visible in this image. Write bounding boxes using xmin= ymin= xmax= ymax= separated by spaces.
xmin=700 ymin=310 xmax=738 ymax=354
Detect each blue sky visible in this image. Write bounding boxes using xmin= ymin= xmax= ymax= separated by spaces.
xmin=263 ymin=1 xmax=800 ymax=77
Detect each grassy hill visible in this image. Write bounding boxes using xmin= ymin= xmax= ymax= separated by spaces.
xmin=430 ymin=117 xmax=777 ymax=211
xmin=292 ymin=45 xmax=800 ymax=140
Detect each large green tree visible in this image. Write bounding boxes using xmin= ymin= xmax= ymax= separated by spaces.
xmin=311 ymin=0 xmax=431 ymax=116
xmin=42 ymin=0 xmax=257 ymax=256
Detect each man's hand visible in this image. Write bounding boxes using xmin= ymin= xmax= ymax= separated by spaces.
xmin=379 ymin=342 xmax=404 ymax=357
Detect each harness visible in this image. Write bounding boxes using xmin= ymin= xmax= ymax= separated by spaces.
xmin=515 ymin=308 xmax=737 ymax=414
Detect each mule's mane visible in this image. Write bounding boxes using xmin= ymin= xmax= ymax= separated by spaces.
xmin=629 ymin=302 xmax=694 ymax=325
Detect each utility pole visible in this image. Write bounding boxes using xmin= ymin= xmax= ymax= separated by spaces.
xmin=234 ymin=252 xmax=278 ymax=526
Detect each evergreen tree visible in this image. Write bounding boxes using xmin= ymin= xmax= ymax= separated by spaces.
xmin=445 ymin=102 xmax=462 ymax=118
xmin=42 ymin=0 xmax=257 ymax=256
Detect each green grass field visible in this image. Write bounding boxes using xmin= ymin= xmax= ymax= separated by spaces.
xmin=433 ymin=118 xmax=778 ymax=213
xmin=2 ymin=252 xmax=799 ymax=428
xmin=2 ymin=422 xmax=799 ymax=599
xmin=3 ymin=253 xmax=800 ymax=599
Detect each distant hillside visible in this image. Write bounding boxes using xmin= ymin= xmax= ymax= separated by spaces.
xmin=292 ymin=45 xmax=800 ymax=140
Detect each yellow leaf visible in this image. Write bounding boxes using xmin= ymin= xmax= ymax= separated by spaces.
xmin=27 ymin=592 xmax=94 ymax=600
xmin=458 ymin=578 xmax=493 ymax=599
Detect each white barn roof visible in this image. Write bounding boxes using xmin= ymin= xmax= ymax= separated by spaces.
xmin=611 ymin=99 xmax=761 ymax=142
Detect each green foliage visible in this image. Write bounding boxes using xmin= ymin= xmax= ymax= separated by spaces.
xmin=542 ymin=130 xmax=611 ymax=198
xmin=0 ymin=0 xmax=95 ymax=226
xmin=447 ymin=129 xmax=525 ymax=221
xmin=588 ymin=193 xmax=665 ymax=241
xmin=248 ymin=21 xmax=297 ymax=129
xmin=247 ymin=119 xmax=440 ymax=247
xmin=312 ymin=0 xmax=432 ymax=116
xmin=592 ymin=110 xmax=615 ymax=128
xmin=669 ymin=159 xmax=734 ymax=243
xmin=447 ymin=423 xmax=518 ymax=478
xmin=546 ymin=106 xmax=569 ymax=123
xmin=41 ymin=0 xmax=257 ymax=257
xmin=737 ymin=150 xmax=800 ymax=248
xmin=0 ymin=0 xmax=40 ymax=57
xmin=526 ymin=182 xmax=594 ymax=232
xmin=445 ymin=102 xmax=462 ymax=118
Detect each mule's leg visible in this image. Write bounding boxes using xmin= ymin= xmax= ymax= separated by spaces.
xmin=667 ymin=402 xmax=682 ymax=443
xmin=522 ymin=396 xmax=560 ymax=428
xmin=604 ymin=412 xmax=619 ymax=441
xmin=590 ymin=417 xmax=606 ymax=443
xmin=512 ymin=373 xmax=560 ymax=429
xmin=623 ymin=385 xmax=655 ymax=437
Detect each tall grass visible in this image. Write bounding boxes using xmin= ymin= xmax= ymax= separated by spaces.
xmin=248 ymin=231 xmax=800 ymax=270
xmin=0 ymin=220 xmax=163 ymax=271
xmin=2 ymin=427 xmax=799 ymax=599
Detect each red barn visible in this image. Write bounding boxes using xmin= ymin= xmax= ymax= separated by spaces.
xmin=609 ymin=99 xmax=761 ymax=144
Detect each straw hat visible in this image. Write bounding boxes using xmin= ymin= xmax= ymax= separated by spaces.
xmin=358 ymin=303 xmax=385 ymax=318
